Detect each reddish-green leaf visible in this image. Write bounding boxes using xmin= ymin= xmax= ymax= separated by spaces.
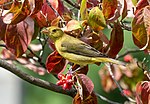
xmin=34 ymin=0 xmax=65 ymax=27
xmin=132 ymin=6 xmax=150 ymax=50
xmin=102 ymin=0 xmax=117 ymax=19
xmin=80 ymin=0 xmax=88 ymax=20
xmin=107 ymin=21 xmax=124 ymax=58
xmin=76 ymin=74 xmax=94 ymax=100
xmin=121 ymin=0 xmax=128 ymax=21
xmin=46 ymin=51 xmax=66 ymax=74
xmin=66 ymin=20 xmax=83 ymax=31
xmin=77 ymin=0 xmax=98 ymax=8
xmin=29 ymin=0 xmax=43 ymax=16
xmin=3 ymin=0 xmax=31 ymax=25
xmin=73 ymin=92 xmax=97 ymax=104
xmin=4 ymin=17 xmax=34 ymax=57
xmin=136 ymin=81 xmax=150 ymax=104
xmin=135 ymin=0 xmax=149 ymax=14
xmin=88 ymin=7 xmax=106 ymax=31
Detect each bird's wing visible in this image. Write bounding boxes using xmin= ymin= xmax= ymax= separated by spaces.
xmin=60 ymin=39 xmax=107 ymax=57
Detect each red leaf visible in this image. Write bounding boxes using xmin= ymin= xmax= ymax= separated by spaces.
xmin=136 ymin=81 xmax=150 ymax=104
xmin=73 ymin=92 xmax=97 ymax=104
xmin=4 ymin=17 xmax=34 ymax=57
xmin=132 ymin=6 xmax=150 ymax=50
xmin=46 ymin=51 xmax=66 ymax=74
xmin=141 ymin=81 xmax=150 ymax=104
xmin=34 ymin=0 xmax=65 ymax=27
xmin=102 ymin=0 xmax=118 ymax=19
xmin=29 ymin=0 xmax=43 ymax=16
xmin=107 ymin=21 xmax=124 ymax=58
xmin=77 ymin=74 xmax=94 ymax=100
xmin=0 ymin=17 xmax=7 ymax=40
xmin=3 ymin=0 xmax=31 ymax=24
xmin=1 ymin=49 xmax=16 ymax=60
xmin=135 ymin=0 xmax=149 ymax=14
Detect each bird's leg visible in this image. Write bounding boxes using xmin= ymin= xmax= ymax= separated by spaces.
xmin=71 ymin=66 xmax=84 ymax=74
xmin=68 ymin=65 xmax=73 ymax=74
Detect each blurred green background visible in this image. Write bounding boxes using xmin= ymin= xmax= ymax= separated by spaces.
xmin=21 ymin=27 xmax=150 ymax=104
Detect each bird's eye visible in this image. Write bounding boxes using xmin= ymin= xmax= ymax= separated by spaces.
xmin=52 ymin=29 xmax=57 ymax=33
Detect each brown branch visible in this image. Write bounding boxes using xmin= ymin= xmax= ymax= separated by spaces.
xmin=116 ymin=49 xmax=143 ymax=59
xmin=64 ymin=0 xmax=80 ymax=9
xmin=120 ymin=21 xmax=132 ymax=31
xmin=0 ymin=59 xmax=76 ymax=97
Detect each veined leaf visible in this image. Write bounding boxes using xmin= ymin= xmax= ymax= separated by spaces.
xmin=46 ymin=51 xmax=66 ymax=74
xmin=3 ymin=0 xmax=31 ymax=25
xmin=102 ymin=0 xmax=117 ymax=19
xmin=132 ymin=6 xmax=150 ymax=50
xmin=88 ymin=7 xmax=106 ymax=31
xmin=4 ymin=17 xmax=34 ymax=57
xmin=107 ymin=21 xmax=124 ymax=58
xmin=80 ymin=0 xmax=88 ymax=20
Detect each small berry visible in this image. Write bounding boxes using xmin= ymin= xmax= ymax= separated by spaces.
xmin=56 ymin=80 xmax=64 ymax=85
xmin=63 ymin=83 xmax=69 ymax=90
xmin=58 ymin=74 xmax=65 ymax=79
xmin=122 ymin=89 xmax=131 ymax=96
xmin=66 ymin=74 xmax=72 ymax=80
xmin=63 ymin=83 xmax=72 ymax=90
xmin=124 ymin=54 xmax=133 ymax=62
xmin=66 ymin=79 xmax=73 ymax=85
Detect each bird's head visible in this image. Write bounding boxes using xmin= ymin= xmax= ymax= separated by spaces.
xmin=42 ymin=26 xmax=64 ymax=41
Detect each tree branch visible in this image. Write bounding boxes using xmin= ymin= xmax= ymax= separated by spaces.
xmin=64 ymin=0 xmax=80 ymax=9
xmin=105 ymin=63 xmax=136 ymax=103
xmin=0 ymin=59 xmax=76 ymax=97
xmin=116 ymin=49 xmax=143 ymax=59
xmin=95 ymin=93 xmax=121 ymax=104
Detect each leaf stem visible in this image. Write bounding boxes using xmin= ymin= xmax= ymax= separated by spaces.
xmin=95 ymin=92 xmax=121 ymax=104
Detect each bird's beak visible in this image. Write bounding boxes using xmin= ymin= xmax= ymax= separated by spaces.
xmin=41 ymin=28 xmax=49 ymax=34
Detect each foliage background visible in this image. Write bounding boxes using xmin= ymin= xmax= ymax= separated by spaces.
xmin=22 ymin=28 xmax=147 ymax=104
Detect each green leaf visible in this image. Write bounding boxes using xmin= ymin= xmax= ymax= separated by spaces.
xmin=131 ymin=0 xmax=138 ymax=6
xmin=80 ymin=0 xmax=88 ymax=20
xmin=88 ymin=7 xmax=106 ymax=31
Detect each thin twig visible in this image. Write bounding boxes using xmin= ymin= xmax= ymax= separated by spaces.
xmin=105 ymin=63 xmax=136 ymax=103
xmin=0 ymin=44 xmax=7 ymax=49
xmin=0 ymin=59 xmax=76 ymax=97
xmin=46 ymin=0 xmax=64 ymax=21
xmin=27 ymin=47 xmax=46 ymax=68
xmin=137 ymin=61 xmax=150 ymax=80
xmin=64 ymin=0 xmax=80 ymax=9
xmin=120 ymin=21 xmax=132 ymax=31
xmin=95 ymin=93 xmax=121 ymax=104
xmin=38 ymin=32 xmax=48 ymax=58
xmin=116 ymin=49 xmax=143 ymax=59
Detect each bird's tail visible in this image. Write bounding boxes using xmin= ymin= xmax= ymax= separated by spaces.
xmin=92 ymin=57 xmax=125 ymax=65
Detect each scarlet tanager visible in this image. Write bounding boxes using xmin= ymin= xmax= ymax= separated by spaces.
xmin=42 ymin=26 xmax=125 ymax=66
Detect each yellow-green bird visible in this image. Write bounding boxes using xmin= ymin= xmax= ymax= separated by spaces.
xmin=42 ymin=26 xmax=125 ymax=66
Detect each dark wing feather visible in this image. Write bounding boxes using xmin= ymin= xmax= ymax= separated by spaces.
xmin=61 ymin=41 xmax=107 ymax=57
